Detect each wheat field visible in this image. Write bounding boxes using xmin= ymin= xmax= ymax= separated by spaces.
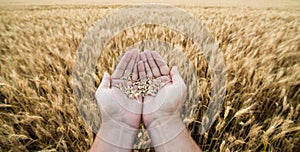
xmin=0 ymin=2 xmax=300 ymax=152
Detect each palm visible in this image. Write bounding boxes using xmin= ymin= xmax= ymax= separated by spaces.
xmin=143 ymin=77 xmax=186 ymax=127
xmin=96 ymin=86 xmax=141 ymax=129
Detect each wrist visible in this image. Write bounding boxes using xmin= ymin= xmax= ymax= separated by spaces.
xmin=146 ymin=114 xmax=186 ymax=147
xmin=96 ymin=120 xmax=138 ymax=149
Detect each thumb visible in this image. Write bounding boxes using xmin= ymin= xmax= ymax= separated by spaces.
xmin=170 ymin=66 xmax=184 ymax=85
xmin=170 ymin=66 xmax=187 ymax=104
xmin=99 ymin=72 xmax=111 ymax=88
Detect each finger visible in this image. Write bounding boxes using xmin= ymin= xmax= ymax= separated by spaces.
xmin=170 ymin=66 xmax=184 ymax=85
xmin=170 ymin=66 xmax=187 ymax=105
xmin=151 ymin=51 xmax=170 ymax=76
xmin=99 ymin=72 xmax=111 ymax=88
xmin=132 ymin=51 xmax=140 ymax=81
xmin=155 ymin=75 xmax=171 ymax=87
xmin=112 ymin=51 xmax=132 ymax=79
xmin=138 ymin=60 xmax=147 ymax=80
xmin=124 ymin=49 xmax=138 ymax=78
xmin=155 ymin=75 xmax=171 ymax=83
xmin=145 ymin=50 xmax=161 ymax=77
xmin=140 ymin=52 xmax=153 ymax=78
xmin=110 ymin=79 xmax=132 ymax=88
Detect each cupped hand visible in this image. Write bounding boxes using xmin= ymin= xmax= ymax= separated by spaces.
xmin=91 ymin=50 xmax=196 ymax=151
xmin=139 ymin=50 xmax=187 ymax=128
xmin=95 ymin=50 xmax=142 ymax=129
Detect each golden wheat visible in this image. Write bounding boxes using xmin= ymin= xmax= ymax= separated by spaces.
xmin=0 ymin=4 xmax=299 ymax=152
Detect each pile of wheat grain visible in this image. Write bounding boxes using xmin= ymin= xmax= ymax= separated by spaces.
xmin=0 ymin=5 xmax=299 ymax=151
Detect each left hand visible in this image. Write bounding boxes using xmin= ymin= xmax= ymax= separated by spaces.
xmin=95 ymin=50 xmax=142 ymax=129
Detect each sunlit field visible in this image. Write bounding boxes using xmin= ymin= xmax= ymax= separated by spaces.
xmin=0 ymin=1 xmax=299 ymax=151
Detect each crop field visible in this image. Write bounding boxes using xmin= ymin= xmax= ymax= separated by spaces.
xmin=0 ymin=2 xmax=300 ymax=152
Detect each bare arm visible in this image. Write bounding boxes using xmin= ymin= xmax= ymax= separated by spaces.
xmin=149 ymin=119 xmax=201 ymax=152
xmin=160 ymin=128 xmax=201 ymax=152
xmin=90 ymin=126 xmax=135 ymax=152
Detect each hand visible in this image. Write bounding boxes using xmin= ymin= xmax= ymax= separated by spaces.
xmin=137 ymin=51 xmax=202 ymax=152
xmin=139 ymin=50 xmax=187 ymax=127
xmin=92 ymin=50 xmax=201 ymax=151
xmin=138 ymin=51 xmax=187 ymax=148
xmin=96 ymin=50 xmax=142 ymax=129
xmin=138 ymin=51 xmax=187 ymax=147
xmin=94 ymin=50 xmax=142 ymax=149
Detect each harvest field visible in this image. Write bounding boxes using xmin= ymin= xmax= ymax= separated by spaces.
xmin=0 ymin=1 xmax=300 ymax=151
